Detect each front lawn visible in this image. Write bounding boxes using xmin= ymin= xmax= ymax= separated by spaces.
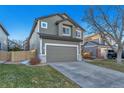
xmin=0 ymin=64 xmax=79 ymax=88
xmin=87 ymin=59 xmax=124 ymax=73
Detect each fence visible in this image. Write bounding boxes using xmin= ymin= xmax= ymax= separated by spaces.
xmin=0 ymin=51 xmax=11 ymax=61
xmin=0 ymin=49 xmax=36 ymax=62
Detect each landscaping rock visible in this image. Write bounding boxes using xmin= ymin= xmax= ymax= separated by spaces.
xmin=0 ymin=61 xmax=5 ymax=64
xmin=20 ymin=60 xmax=30 ymax=65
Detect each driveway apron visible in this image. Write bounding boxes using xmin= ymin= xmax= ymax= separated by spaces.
xmin=49 ymin=62 xmax=124 ymax=88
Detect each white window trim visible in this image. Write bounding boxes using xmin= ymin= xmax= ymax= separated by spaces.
xmin=41 ymin=22 xmax=48 ymax=29
xmin=76 ymin=30 xmax=81 ymax=38
xmin=44 ymin=43 xmax=79 ymax=61
xmin=62 ymin=26 xmax=71 ymax=36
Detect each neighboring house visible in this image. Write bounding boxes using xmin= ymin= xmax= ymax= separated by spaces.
xmin=23 ymin=38 xmax=29 ymax=51
xmin=29 ymin=13 xmax=85 ymax=63
xmin=0 ymin=23 xmax=9 ymax=51
xmin=84 ymin=33 xmax=115 ymax=59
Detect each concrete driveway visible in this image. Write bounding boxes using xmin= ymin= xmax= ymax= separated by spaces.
xmin=49 ymin=62 xmax=124 ymax=88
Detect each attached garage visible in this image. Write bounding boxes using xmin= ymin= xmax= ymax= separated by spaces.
xmin=45 ymin=43 xmax=78 ymax=62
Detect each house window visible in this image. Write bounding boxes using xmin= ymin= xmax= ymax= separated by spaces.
xmin=76 ymin=30 xmax=81 ymax=38
xmin=41 ymin=22 xmax=48 ymax=29
xmin=62 ymin=25 xmax=71 ymax=36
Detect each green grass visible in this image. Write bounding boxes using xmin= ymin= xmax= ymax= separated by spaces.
xmin=87 ymin=59 xmax=124 ymax=73
xmin=0 ymin=64 xmax=79 ymax=88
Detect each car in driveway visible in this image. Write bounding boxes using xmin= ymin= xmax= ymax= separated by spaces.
xmin=107 ymin=50 xmax=124 ymax=59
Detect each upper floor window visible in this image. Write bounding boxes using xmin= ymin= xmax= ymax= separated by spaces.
xmin=62 ymin=25 xmax=71 ymax=36
xmin=76 ymin=30 xmax=81 ymax=38
xmin=41 ymin=22 xmax=48 ymax=29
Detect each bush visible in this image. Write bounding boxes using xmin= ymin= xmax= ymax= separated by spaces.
xmin=82 ymin=52 xmax=92 ymax=59
xmin=29 ymin=57 xmax=41 ymax=65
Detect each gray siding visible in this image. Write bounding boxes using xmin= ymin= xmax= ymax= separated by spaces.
xmin=58 ymin=20 xmax=73 ymax=37
xmin=0 ymin=27 xmax=8 ymax=51
xmin=39 ymin=15 xmax=62 ymax=35
xmin=73 ymin=27 xmax=83 ymax=39
xmin=39 ymin=15 xmax=83 ymax=40
xmin=29 ymin=22 xmax=40 ymax=54
xmin=58 ymin=20 xmax=83 ymax=39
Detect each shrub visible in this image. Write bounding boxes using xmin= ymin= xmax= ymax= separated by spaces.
xmin=82 ymin=52 xmax=92 ymax=59
xmin=29 ymin=56 xmax=41 ymax=65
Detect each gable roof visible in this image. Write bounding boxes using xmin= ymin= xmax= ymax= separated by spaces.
xmin=58 ymin=13 xmax=85 ymax=31
xmin=56 ymin=18 xmax=85 ymax=31
xmin=0 ymin=23 xmax=9 ymax=36
xmin=29 ymin=13 xmax=85 ymax=40
xmin=36 ymin=13 xmax=65 ymax=20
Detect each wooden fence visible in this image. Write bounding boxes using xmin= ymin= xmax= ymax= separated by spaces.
xmin=0 ymin=49 xmax=36 ymax=62
xmin=0 ymin=51 xmax=11 ymax=61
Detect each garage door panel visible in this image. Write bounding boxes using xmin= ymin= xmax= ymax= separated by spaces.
xmin=47 ymin=46 xmax=77 ymax=62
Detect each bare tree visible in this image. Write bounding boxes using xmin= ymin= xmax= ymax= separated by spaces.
xmin=8 ymin=39 xmax=23 ymax=51
xmin=83 ymin=6 xmax=124 ymax=64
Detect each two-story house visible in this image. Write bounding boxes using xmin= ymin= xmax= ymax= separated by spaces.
xmin=0 ymin=23 xmax=9 ymax=51
xmin=29 ymin=13 xmax=85 ymax=63
xmin=84 ymin=33 xmax=115 ymax=59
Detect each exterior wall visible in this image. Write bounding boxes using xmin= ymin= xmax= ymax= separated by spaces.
xmin=98 ymin=47 xmax=108 ymax=59
xmin=73 ymin=27 xmax=83 ymax=39
xmin=0 ymin=27 xmax=8 ymax=51
xmin=40 ymin=39 xmax=82 ymax=62
xmin=29 ymin=21 xmax=40 ymax=54
xmin=39 ymin=15 xmax=62 ymax=35
xmin=58 ymin=20 xmax=73 ymax=37
xmin=39 ymin=15 xmax=84 ymax=40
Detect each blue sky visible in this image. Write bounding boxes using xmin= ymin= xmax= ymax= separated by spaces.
xmin=0 ymin=5 xmax=92 ymax=41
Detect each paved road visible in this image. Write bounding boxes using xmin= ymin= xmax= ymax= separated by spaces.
xmin=49 ymin=62 xmax=124 ymax=88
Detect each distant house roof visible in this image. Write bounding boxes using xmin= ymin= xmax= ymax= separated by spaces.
xmin=84 ymin=41 xmax=109 ymax=47
xmin=29 ymin=13 xmax=85 ymax=40
xmin=84 ymin=33 xmax=100 ymax=38
xmin=0 ymin=23 xmax=9 ymax=36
